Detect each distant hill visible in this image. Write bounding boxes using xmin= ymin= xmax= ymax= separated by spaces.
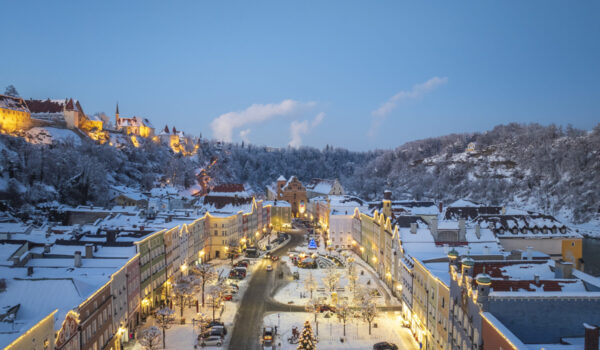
xmin=0 ymin=122 xmax=598 ymax=224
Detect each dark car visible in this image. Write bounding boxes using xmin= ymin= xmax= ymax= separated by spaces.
xmin=373 ymin=342 xmax=398 ymax=350
xmin=202 ymin=320 xmax=224 ymax=329
xmin=318 ymin=304 xmax=336 ymax=313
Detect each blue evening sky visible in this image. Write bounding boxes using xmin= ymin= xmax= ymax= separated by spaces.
xmin=1 ymin=1 xmax=599 ymax=151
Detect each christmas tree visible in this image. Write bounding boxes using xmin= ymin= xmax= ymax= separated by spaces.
xmin=297 ymin=320 xmax=316 ymax=350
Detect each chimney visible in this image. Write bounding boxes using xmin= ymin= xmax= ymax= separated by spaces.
xmin=584 ymin=323 xmax=599 ymax=350
xmin=475 ymin=224 xmax=481 ymax=239
xmin=555 ymin=260 xmax=574 ymax=279
xmin=526 ymin=246 xmax=533 ymax=261
xmin=483 ymin=245 xmax=490 ymax=255
xmin=438 ymin=202 xmax=443 ymax=213
xmin=27 ymin=266 xmax=34 ymax=276
xmin=85 ymin=244 xmax=94 ymax=258
xmin=410 ymin=223 xmax=417 ymax=234
xmin=74 ymin=251 xmax=82 ymax=267
xmin=43 ymin=243 xmax=51 ymax=254
xmin=501 ymin=207 xmax=506 ymax=215
xmin=430 ymin=217 xmax=438 ymax=236
xmin=459 ymin=218 xmax=466 ymax=239
xmin=534 ymin=274 xmax=540 ymax=285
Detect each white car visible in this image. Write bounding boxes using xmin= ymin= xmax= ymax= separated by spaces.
xmin=199 ymin=335 xmax=222 ymax=347
xmin=266 ymin=265 xmax=273 ymax=271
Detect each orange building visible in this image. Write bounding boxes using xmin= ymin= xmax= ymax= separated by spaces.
xmin=276 ymin=176 xmax=307 ymax=218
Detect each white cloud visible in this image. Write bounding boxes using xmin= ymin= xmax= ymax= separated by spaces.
xmin=239 ymin=129 xmax=251 ymax=144
xmin=368 ymin=76 xmax=448 ymax=137
xmin=289 ymin=112 xmax=325 ymax=148
xmin=211 ymin=99 xmax=314 ymax=142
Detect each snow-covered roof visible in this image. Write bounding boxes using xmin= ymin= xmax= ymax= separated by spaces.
xmin=0 ymin=94 xmax=29 ymax=113
xmin=277 ymin=175 xmax=286 ymax=182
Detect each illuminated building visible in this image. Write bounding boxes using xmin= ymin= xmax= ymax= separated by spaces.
xmin=0 ymin=94 xmax=30 ymax=133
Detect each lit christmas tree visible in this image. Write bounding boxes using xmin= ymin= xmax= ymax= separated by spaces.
xmin=297 ymin=320 xmax=316 ymax=350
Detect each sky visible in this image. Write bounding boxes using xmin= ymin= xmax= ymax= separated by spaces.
xmin=1 ymin=1 xmax=599 ymax=151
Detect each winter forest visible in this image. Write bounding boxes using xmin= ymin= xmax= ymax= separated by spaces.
xmin=1 ymin=122 xmax=599 ymax=223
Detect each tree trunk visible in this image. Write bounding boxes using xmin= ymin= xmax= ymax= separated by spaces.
xmin=162 ymin=327 xmax=166 ymax=349
xmin=368 ymin=321 xmax=372 ymax=335
xmin=201 ymin=282 xmax=205 ymax=307
xmin=343 ymin=321 xmax=346 ymax=336
xmin=314 ymin=313 xmax=318 ymax=336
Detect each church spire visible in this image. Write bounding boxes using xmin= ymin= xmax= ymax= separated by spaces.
xmin=115 ymin=102 xmax=120 ymax=127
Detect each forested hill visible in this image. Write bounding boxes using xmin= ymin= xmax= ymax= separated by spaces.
xmin=346 ymin=123 xmax=600 ymax=223
xmin=0 ymin=123 xmax=598 ymax=224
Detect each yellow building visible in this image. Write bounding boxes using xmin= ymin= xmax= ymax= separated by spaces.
xmin=0 ymin=94 xmax=31 ymax=133
xmin=115 ymin=104 xmax=155 ymax=138
xmin=4 ymin=310 xmax=56 ymax=350
xmin=562 ymin=238 xmax=583 ymax=270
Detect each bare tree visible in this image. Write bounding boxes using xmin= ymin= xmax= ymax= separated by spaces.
xmin=207 ymin=284 xmax=223 ymax=321
xmin=335 ymin=300 xmax=351 ymax=337
xmin=191 ymin=263 xmax=216 ymax=307
xmin=304 ymin=271 xmax=318 ymax=299
xmin=138 ymin=326 xmax=162 ymax=350
xmin=322 ymin=265 xmax=340 ymax=293
xmin=155 ymin=307 xmax=175 ymax=349
xmin=348 ymin=265 xmax=358 ymax=297
xmin=358 ymin=290 xmax=378 ymax=335
xmin=304 ymin=297 xmax=320 ymax=336
xmin=172 ymin=277 xmax=194 ymax=318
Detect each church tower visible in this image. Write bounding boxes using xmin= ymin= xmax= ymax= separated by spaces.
xmin=115 ymin=102 xmax=120 ymax=127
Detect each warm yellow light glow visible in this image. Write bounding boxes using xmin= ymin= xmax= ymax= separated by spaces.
xmin=180 ymin=265 xmax=187 ymax=272
xmin=360 ymin=247 xmax=365 ymax=253
xmin=199 ymin=251 xmax=205 ymax=256
xmin=130 ymin=135 xmax=140 ymax=148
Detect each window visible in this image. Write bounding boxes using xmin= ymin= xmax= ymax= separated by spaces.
xmin=214 ymin=230 xmax=218 ymax=236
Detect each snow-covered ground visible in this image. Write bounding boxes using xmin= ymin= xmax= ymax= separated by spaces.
xmin=126 ymin=257 xmax=262 ymax=350
xmin=262 ymin=311 xmax=419 ymax=350
xmin=25 ymin=127 xmax=81 ymax=145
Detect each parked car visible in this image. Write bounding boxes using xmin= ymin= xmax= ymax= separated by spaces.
xmin=202 ymin=320 xmax=224 ymax=329
xmin=199 ymin=335 xmax=222 ymax=347
xmin=222 ymin=294 xmax=233 ymax=301
xmin=201 ymin=327 xmax=225 ymax=338
xmin=266 ymin=265 xmax=273 ymax=271
xmin=373 ymin=342 xmax=399 ymax=350
xmin=235 ymin=261 xmax=249 ymax=268
xmin=270 ymin=255 xmax=280 ymax=261
xmin=209 ymin=325 xmax=227 ymax=335
xmin=318 ymin=304 xmax=336 ymax=313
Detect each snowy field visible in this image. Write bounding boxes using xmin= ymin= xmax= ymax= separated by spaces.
xmin=262 ymin=311 xmax=419 ymax=350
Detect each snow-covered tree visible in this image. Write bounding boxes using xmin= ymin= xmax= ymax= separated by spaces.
xmin=191 ymin=263 xmax=216 ymax=307
xmin=155 ymin=307 xmax=175 ymax=348
xmin=323 ymin=265 xmax=340 ymax=293
xmin=4 ymin=85 xmax=19 ymax=97
xmin=138 ymin=326 xmax=162 ymax=350
xmin=357 ymin=289 xmax=378 ymax=335
xmin=304 ymin=297 xmax=320 ymax=336
xmin=304 ymin=271 xmax=318 ymax=299
xmin=297 ymin=320 xmax=317 ymax=350
xmin=335 ymin=300 xmax=351 ymax=337
xmin=172 ymin=277 xmax=194 ymax=318
xmin=207 ymin=284 xmax=223 ymax=321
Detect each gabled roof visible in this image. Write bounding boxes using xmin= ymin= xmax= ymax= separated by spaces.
xmin=0 ymin=94 xmax=29 ymax=113
xmin=27 ymin=98 xmax=83 ymax=114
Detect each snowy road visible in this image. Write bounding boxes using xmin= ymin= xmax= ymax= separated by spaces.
xmin=228 ymin=229 xmax=305 ymax=350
